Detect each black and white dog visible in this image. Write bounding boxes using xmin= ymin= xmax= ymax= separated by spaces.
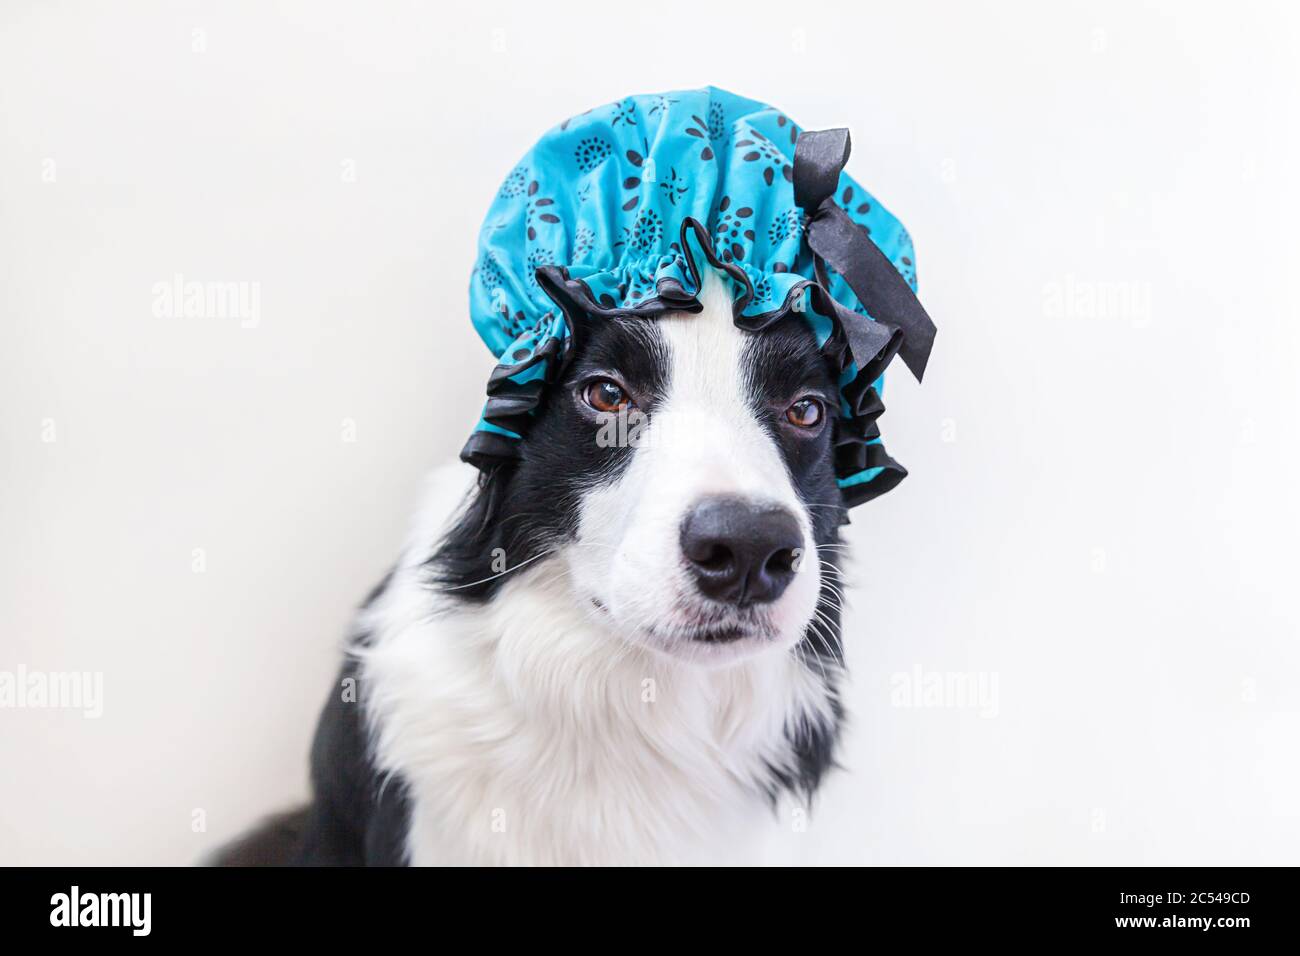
xmin=219 ymin=273 xmax=847 ymax=866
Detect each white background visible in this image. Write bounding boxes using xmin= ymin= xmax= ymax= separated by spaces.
xmin=2 ymin=0 xmax=1297 ymax=865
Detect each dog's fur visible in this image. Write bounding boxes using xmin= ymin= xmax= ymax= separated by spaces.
xmin=217 ymin=273 xmax=849 ymax=866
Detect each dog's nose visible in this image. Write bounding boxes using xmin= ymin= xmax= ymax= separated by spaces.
xmin=680 ymin=497 xmax=803 ymax=606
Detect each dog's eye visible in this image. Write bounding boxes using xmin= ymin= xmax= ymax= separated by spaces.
xmin=584 ymin=378 xmax=633 ymax=413
xmin=785 ymin=397 xmax=824 ymax=429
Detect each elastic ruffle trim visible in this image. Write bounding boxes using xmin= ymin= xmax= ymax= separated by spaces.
xmin=461 ymin=217 xmax=906 ymax=511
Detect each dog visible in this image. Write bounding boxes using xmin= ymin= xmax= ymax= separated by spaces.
xmin=214 ymin=272 xmax=848 ymax=866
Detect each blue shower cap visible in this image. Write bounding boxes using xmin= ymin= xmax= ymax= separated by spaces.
xmin=462 ymin=86 xmax=936 ymax=508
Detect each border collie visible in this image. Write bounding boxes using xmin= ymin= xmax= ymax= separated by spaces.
xmin=215 ymin=273 xmax=846 ymax=866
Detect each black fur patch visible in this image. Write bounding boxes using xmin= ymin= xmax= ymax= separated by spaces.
xmin=428 ymin=314 xmax=669 ymax=602
xmin=295 ymin=654 xmax=411 ymax=865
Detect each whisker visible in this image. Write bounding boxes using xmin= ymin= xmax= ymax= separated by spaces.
xmin=434 ymin=548 xmax=557 ymax=592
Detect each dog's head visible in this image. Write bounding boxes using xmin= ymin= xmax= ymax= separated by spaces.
xmin=437 ymin=271 xmax=843 ymax=667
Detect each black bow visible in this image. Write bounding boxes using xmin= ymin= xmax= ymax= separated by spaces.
xmin=794 ymin=128 xmax=936 ymax=381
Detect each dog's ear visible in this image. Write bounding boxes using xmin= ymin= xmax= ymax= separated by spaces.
xmin=426 ymin=463 xmax=513 ymax=598
xmin=564 ymin=307 xmax=603 ymax=364
xmin=467 ymin=463 xmax=510 ymax=535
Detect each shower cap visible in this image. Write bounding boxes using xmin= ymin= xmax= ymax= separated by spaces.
xmin=462 ymin=86 xmax=936 ymax=508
